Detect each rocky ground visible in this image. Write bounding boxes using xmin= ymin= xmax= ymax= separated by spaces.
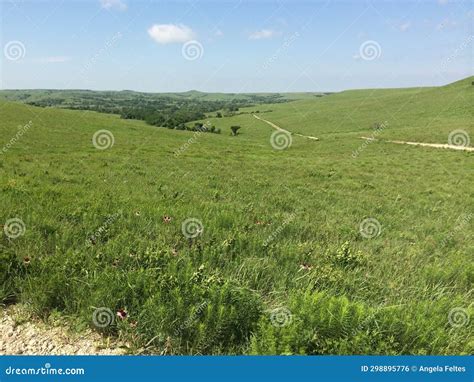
xmin=0 ymin=305 xmax=126 ymax=355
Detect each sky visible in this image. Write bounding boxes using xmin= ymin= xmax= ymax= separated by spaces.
xmin=1 ymin=0 xmax=473 ymax=92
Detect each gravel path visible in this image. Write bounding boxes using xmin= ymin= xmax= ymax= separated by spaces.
xmin=360 ymin=136 xmax=474 ymax=152
xmin=253 ymin=114 xmax=320 ymax=140
xmin=0 ymin=306 xmax=126 ymax=355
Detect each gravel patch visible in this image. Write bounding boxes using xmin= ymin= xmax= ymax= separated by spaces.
xmin=0 ymin=306 xmax=126 ymax=355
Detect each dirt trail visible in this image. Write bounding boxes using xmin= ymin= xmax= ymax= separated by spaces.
xmin=360 ymin=137 xmax=474 ymax=152
xmin=0 ymin=306 xmax=126 ymax=355
xmin=253 ymin=114 xmax=319 ymax=141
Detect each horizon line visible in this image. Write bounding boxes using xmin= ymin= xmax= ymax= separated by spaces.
xmin=1 ymin=75 xmax=472 ymax=95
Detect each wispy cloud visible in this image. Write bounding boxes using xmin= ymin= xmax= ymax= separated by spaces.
xmin=100 ymin=0 xmax=127 ymax=11
xmin=148 ymin=24 xmax=195 ymax=44
xmin=248 ymin=29 xmax=279 ymax=40
xmin=34 ymin=56 xmax=71 ymax=63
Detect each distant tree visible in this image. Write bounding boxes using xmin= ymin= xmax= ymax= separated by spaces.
xmin=216 ymin=112 xmax=222 ymax=118
xmin=230 ymin=126 xmax=241 ymax=136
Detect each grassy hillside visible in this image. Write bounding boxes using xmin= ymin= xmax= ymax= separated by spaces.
xmin=203 ymin=76 xmax=473 ymax=143
xmin=0 ymin=78 xmax=472 ymax=355
xmin=0 ymin=88 xmax=323 ymax=106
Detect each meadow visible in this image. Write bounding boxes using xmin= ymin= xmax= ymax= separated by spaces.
xmin=0 ymin=77 xmax=472 ymax=355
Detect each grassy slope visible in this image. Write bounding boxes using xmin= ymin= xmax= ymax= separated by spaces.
xmin=0 ymin=78 xmax=472 ymax=354
xmin=218 ymin=76 xmax=474 ymax=142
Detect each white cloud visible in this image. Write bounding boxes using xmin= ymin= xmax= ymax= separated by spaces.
xmin=34 ymin=56 xmax=71 ymax=63
xmin=248 ymin=29 xmax=278 ymax=40
xmin=100 ymin=0 xmax=127 ymax=11
xmin=148 ymin=24 xmax=195 ymax=44
xmin=399 ymin=22 xmax=411 ymax=32
xmin=214 ymin=29 xmax=224 ymax=37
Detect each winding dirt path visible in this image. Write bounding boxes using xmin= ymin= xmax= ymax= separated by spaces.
xmin=253 ymin=114 xmax=319 ymax=141
xmin=360 ymin=137 xmax=474 ymax=152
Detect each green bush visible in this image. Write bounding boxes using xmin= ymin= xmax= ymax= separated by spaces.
xmin=249 ymin=292 xmax=472 ymax=355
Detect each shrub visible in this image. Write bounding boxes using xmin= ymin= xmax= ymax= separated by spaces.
xmin=230 ymin=126 xmax=241 ymax=136
xmin=329 ymin=241 xmax=366 ymax=268
xmin=248 ymin=291 xmax=367 ymax=355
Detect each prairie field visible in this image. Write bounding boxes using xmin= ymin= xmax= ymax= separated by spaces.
xmin=0 ymin=77 xmax=473 ymax=355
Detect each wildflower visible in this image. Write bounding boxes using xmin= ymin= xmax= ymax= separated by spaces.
xmin=163 ymin=215 xmax=172 ymax=224
xmin=134 ymin=211 xmax=141 ymax=217
xmin=116 ymin=308 xmax=127 ymax=320
xmin=23 ymin=256 xmax=31 ymax=265
xmin=300 ymin=263 xmax=313 ymax=271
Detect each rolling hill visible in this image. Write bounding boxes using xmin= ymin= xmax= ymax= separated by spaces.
xmin=0 ymin=77 xmax=472 ymax=355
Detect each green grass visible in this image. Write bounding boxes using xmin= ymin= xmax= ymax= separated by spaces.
xmin=0 ymin=77 xmax=472 ymax=355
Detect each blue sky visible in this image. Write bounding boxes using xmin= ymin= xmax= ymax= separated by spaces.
xmin=1 ymin=0 xmax=473 ymax=92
